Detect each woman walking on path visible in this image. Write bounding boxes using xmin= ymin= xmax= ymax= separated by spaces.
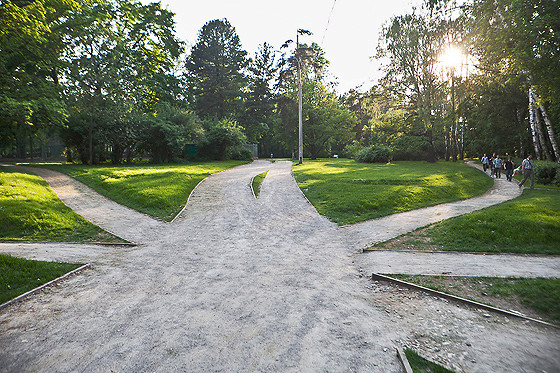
xmin=504 ymin=156 xmax=514 ymax=181
xmin=519 ymin=154 xmax=535 ymax=189
xmin=489 ymin=153 xmax=496 ymax=177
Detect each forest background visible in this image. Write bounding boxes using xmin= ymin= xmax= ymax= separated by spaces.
xmin=1 ymin=0 xmax=559 ymax=167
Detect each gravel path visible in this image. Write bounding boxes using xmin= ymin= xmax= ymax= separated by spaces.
xmin=1 ymin=160 xmax=559 ymax=372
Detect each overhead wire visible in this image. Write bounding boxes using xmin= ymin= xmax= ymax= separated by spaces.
xmin=321 ymin=0 xmax=337 ymax=45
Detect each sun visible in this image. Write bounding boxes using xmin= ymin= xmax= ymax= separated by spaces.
xmin=439 ymin=46 xmax=464 ymax=73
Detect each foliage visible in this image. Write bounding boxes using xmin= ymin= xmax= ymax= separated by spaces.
xmin=342 ymin=142 xmax=366 ymax=159
xmin=0 ymin=167 xmax=122 ymax=242
xmin=355 ymin=144 xmax=393 ymax=163
xmin=534 ymin=161 xmax=560 ymax=186
xmin=137 ymin=104 xmax=203 ymax=163
xmin=40 ymin=161 xmax=248 ymax=221
xmin=424 ymin=189 xmax=560 ymax=254
xmin=62 ymin=0 xmax=183 ymax=164
xmin=227 ymin=146 xmax=254 ymax=161
xmin=0 ymin=0 xmax=77 ymax=157
xmin=242 ymin=42 xmax=277 ymax=144
xmin=0 ymin=254 xmax=82 ymax=304
xmin=186 ymin=18 xmax=248 ymax=120
xmin=199 ymin=118 xmax=247 ymax=160
xmin=293 ymin=159 xmax=493 ymax=225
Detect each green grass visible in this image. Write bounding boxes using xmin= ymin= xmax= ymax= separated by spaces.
xmin=292 ymin=159 xmax=493 ymax=225
xmin=0 ymin=167 xmax=123 ymax=242
xmin=404 ymin=348 xmax=454 ymax=373
xmin=33 ymin=161 xmax=248 ymax=221
xmin=0 ymin=254 xmax=82 ymax=304
xmin=391 ymin=275 xmax=560 ymax=325
xmin=424 ymin=189 xmax=560 ymax=254
xmin=252 ymin=171 xmax=268 ymax=197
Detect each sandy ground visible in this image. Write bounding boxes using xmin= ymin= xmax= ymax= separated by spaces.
xmin=0 ymin=160 xmax=559 ymax=372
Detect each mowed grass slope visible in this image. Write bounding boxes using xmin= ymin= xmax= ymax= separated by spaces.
xmin=41 ymin=161 xmax=248 ymax=221
xmin=0 ymin=254 xmax=82 ymax=304
xmin=293 ymin=160 xmax=493 ymax=225
xmin=0 ymin=167 xmax=122 ymax=242
xmin=422 ymin=189 xmax=560 ymax=254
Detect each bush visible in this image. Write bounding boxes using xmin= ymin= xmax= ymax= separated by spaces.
xmin=534 ymin=161 xmax=560 ymax=185
xmin=342 ymin=142 xmax=366 ymax=159
xmin=355 ymin=144 xmax=393 ymax=163
xmin=228 ymin=146 xmax=254 ymax=161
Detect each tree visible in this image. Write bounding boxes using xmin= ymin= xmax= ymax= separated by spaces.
xmin=199 ymin=118 xmax=247 ymax=160
xmin=301 ymin=79 xmax=356 ymax=159
xmin=242 ymin=42 xmax=277 ymax=144
xmin=137 ymin=104 xmax=203 ymax=163
xmin=0 ymin=0 xmax=78 ymax=158
xmin=465 ymin=0 xmax=560 ymax=161
xmin=62 ymin=0 xmax=183 ymax=164
xmin=377 ymin=10 xmax=448 ymax=162
xmin=186 ymin=19 xmax=248 ymax=120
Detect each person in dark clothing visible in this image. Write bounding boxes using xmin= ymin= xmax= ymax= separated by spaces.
xmin=504 ymin=156 xmax=514 ymax=182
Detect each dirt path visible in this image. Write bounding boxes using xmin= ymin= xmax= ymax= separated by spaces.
xmin=1 ymin=161 xmax=559 ymax=372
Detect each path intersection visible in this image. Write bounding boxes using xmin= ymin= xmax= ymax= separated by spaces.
xmin=0 ymin=160 xmax=559 ymax=372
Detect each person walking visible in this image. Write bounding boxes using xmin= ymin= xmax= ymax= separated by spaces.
xmin=504 ymin=156 xmax=514 ymax=181
xmin=481 ymin=154 xmax=489 ymax=172
xmin=489 ymin=153 xmax=496 ymax=177
xmin=493 ymin=155 xmax=503 ymax=178
xmin=519 ymin=154 xmax=535 ymax=189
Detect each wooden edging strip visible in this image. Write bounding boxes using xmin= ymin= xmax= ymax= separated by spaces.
xmin=371 ymin=273 xmax=559 ymax=329
xmin=0 ymin=263 xmax=90 ymax=311
xmin=396 ymin=347 xmax=413 ymax=373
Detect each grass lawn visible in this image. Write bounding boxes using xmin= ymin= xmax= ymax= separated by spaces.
xmin=0 ymin=167 xmax=123 ymax=242
xmin=292 ymin=159 xmax=493 ymax=225
xmin=404 ymin=348 xmax=454 ymax=373
xmin=252 ymin=171 xmax=268 ymax=197
xmin=34 ymin=161 xmax=248 ymax=221
xmin=380 ymin=189 xmax=560 ymax=255
xmin=0 ymin=254 xmax=82 ymax=304
xmin=390 ymin=275 xmax=560 ymax=325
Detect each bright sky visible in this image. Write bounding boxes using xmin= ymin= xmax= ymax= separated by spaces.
xmin=143 ymin=0 xmax=422 ymax=93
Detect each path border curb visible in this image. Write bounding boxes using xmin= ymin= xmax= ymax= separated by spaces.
xmin=396 ymin=347 xmax=413 ymax=373
xmin=0 ymin=263 xmax=91 ymax=311
xmin=371 ymin=273 xmax=559 ymax=329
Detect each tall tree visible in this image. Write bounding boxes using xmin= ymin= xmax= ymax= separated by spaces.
xmin=186 ymin=19 xmax=248 ymax=120
xmin=242 ymin=42 xmax=277 ymax=144
xmin=62 ymin=0 xmax=183 ymax=164
xmin=377 ymin=10 xmax=447 ymax=162
xmin=0 ymin=0 xmax=78 ymax=157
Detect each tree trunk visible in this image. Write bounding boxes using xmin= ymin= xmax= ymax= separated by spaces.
xmin=533 ymin=91 xmax=560 ymax=163
xmin=534 ymin=105 xmax=553 ymax=161
xmin=528 ymin=87 xmax=541 ymax=159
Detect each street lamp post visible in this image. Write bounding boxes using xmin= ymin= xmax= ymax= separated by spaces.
xmin=297 ymin=32 xmax=303 ymax=165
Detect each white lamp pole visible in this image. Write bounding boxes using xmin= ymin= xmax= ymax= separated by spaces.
xmin=297 ymin=33 xmax=303 ymax=165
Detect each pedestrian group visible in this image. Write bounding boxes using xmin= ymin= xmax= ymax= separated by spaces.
xmin=480 ymin=153 xmax=534 ymax=189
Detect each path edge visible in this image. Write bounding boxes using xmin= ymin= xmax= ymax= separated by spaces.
xmin=372 ymin=273 xmax=559 ymax=329
xmin=0 ymin=263 xmax=91 ymax=311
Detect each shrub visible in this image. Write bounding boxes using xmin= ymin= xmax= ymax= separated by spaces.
xmin=228 ymin=146 xmax=254 ymax=161
xmin=534 ymin=161 xmax=560 ymax=185
xmin=342 ymin=142 xmax=366 ymax=159
xmin=355 ymin=144 xmax=393 ymax=163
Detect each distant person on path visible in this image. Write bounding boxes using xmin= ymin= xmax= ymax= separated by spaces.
xmin=489 ymin=153 xmax=496 ymax=177
xmin=519 ymin=154 xmax=535 ymax=189
xmin=493 ymin=155 xmax=503 ymax=178
xmin=504 ymin=156 xmax=514 ymax=181
xmin=481 ymin=154 xmax=489 ymax=172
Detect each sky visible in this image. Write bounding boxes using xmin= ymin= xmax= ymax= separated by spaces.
xmin=142 ymin=0 xmax=423 ymax=93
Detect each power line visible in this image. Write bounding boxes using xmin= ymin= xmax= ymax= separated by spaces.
xmin=321 ymin=0 xmax=337 ymax=45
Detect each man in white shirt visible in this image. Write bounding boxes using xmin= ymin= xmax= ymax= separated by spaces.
xmin=519 ymin=154 xmax=534 ymax=189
